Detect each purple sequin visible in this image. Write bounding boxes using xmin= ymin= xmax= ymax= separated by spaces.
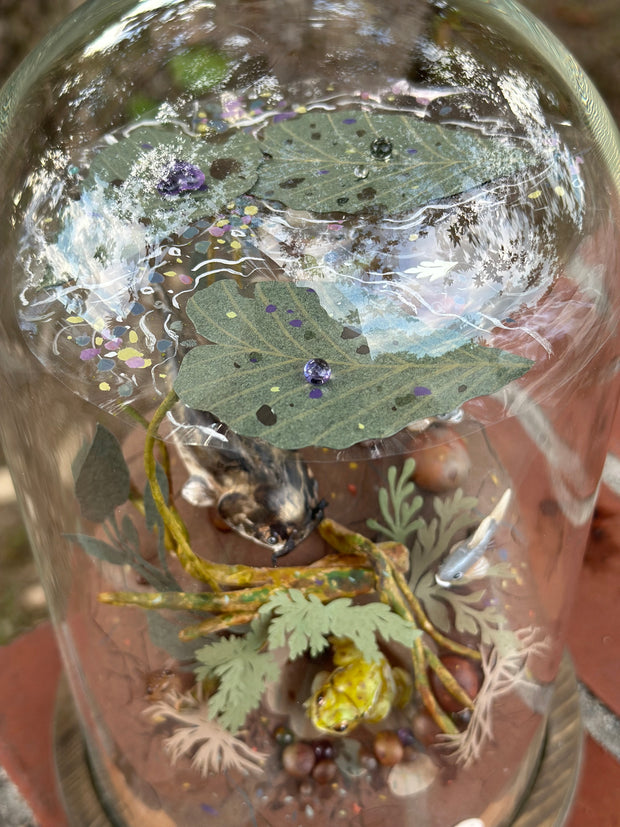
xmin=157 ymin=160 xmax=206 ymax=196
xmin=304 ymin=358 xmax=331 ymax=385
xmin=414 ymin=386 xmax=431 ymax=396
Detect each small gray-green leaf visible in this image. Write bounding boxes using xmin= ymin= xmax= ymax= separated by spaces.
xmin=74 ymin=424 xmax=130 ymax=522
xmin=174 ymin=280 xmax=532 ymax=450
xmin=67 ymin=534 xmax=128 ymax=566
xmin=253 ymin=109 xmax=535 ymax=213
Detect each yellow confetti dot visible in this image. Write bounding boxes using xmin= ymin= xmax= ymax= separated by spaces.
xmin=409 ymin=233 xmax=419 ymax=241
xmin=358 ymin=423 xmax=365 ymax=430
xmin=176 ymin=258 xmax=182 ymax=264
xmin=244 ymin=205 xmax=259 ymax=216
xmin=118 ymin=347 xmax=143 ymax=362
xmin=349 ymin=462 xmax=358 ymax=470
xmin=95 ymin=337 xmax=103 ymax=346
xmin=93 ymin=318 xmax=105 ymax=332
xmin=67 ymin=335 xmax=73 ymax=340
xmin=99 ymin=382 xmax=111 ymax=391
xmin=295 ymin=105 xmax=307 ymax=114
xmin=67 ymin=316 xmax=84 ymax=324
xmin=226 ymin=311 xmax=237 ymax=319
xmin=527 ymin=190 xmax=542 ymax=199
xmin=270 ymin=386 xmax=280 ymax=392
xmin=198 ymin=111 xmax=207 ymax=118
xmin=159 ymin=373 xmax=167 ymax=378
xmin=554 ymin=185 xmax=565 ymax=197
xmin=216 ymin=219 xmax=228 ymax=227
xmin=217 ymin=239 xmax=225 ymax=245
xmin=129 ymin=330 xmax=139 ymax=344
xmin=230 ymin=240 xmax=242 ymax=250
xmin=163 ymin=270 xmax=176 ymax=277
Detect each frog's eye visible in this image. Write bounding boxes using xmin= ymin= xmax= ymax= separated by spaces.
xmin=315 ymin=693 xmax=325 ymax=707
xmin=453 ymin=571 xmax=463 ymax=580
xmin=266 ymin=532 xmax=280 ymax=546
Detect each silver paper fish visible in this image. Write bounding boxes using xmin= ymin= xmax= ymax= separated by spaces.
xmin=435 ymin=489 xmax=511 ymax=588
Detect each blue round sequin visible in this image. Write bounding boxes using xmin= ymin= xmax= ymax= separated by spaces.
xmin=303 ymin=358 xmax=331 ymax=385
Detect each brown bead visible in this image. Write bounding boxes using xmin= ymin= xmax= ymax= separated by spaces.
xmin=411 ymin=426 xmax=471 ymax=493
xmin=373 ymin=731 xmax=404 ymax=766
xmin=430 ymin=655 xmax=481 ymax=713
xmin=312 ymin=758 xmax=338 ymax=784
xmin=411 ymin=711 xmax=442 ymax=748
xmin=282 ymin=742 xmax=316 ymax=778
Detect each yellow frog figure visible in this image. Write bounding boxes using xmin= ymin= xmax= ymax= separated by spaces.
xmin=307 ymin=638 xmax=412 ymax=736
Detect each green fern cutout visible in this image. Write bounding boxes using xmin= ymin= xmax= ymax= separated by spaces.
xmin=366 ymin=458 xmax=424 ymax=545
xmin=408 ymin=489 xmax=518 ymax=654
xmin=194 ymin=589 xmax=421 ymax=732
xmin=260 ymin=589 xmax=420 ymax=661
xmin=194 ymin=618 xmax=280 ymax=732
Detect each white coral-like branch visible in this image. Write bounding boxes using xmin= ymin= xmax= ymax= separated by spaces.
xmin=437 ymin=626 xmax=550 ymax=767
xmin=145 ymin=691 xmax=267 ymax=777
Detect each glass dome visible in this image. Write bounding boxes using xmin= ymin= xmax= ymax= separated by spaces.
xmin=1 ymin=1 xmax=619 ymax=825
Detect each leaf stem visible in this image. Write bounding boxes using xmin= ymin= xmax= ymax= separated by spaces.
xmin=318 ymin=518 xmax=476 ymax=734
xmin=144 ymin=390 xmax=221 ymax=591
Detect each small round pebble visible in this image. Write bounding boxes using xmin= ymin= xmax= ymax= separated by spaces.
xmin=430 ymin=655 xmax=481 ymax=713
xmin=312 ymin=758 xmax=338 ymax=784
xmin=282 ymin=742 xmax=316 ymax=778
xmin=411 ymin=711 xmax=442 ymax=748
xmin=411 ymin=426 xmax=471 ymax=493
xmin=373 ymin=731 xmax=404 ymax=766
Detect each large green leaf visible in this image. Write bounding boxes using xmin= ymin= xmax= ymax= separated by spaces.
xmin=174 ymin=280 xmax=532 ymax=450
xmin=86 ymin=124 xmax=263 ymax=231
xmin=252 ymin=109 xmax=534 ymax=214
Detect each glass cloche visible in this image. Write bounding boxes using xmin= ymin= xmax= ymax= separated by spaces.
xmin=1 ymin=1 xmax=619 ymax=825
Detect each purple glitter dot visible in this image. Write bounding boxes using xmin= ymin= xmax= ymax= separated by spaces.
xmin=157 ymin=160 xmax=206 ymax=196
xmin=309 ymin=387 xmax=323 ymax=399
xmin=289 ymin=319 xmax=302 ymax=327
xmin=265 ymin=304 xmax=277 ymax=313
xmin=80 ymin=348 xmax=100 ymax=361
xmin=273 ymin=111 xmax=296 ymax=123
xmin=304 ymin=358 xmax=331 ymax=385
xmin=414 ymin=386 xmax=431 ymax=396
xmin=342 ymin=117 xmax=357 ymax=124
